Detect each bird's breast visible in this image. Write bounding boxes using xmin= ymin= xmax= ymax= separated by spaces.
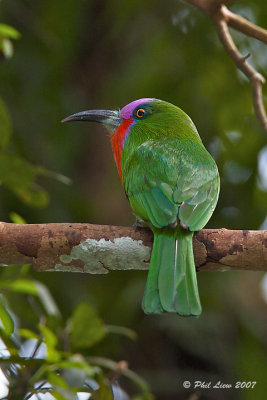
xmin=110 ymin=119 xmax=133 ymax=182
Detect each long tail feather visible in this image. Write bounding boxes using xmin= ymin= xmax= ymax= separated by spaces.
xmin=142 ymin=228 xmax=201 ymax=316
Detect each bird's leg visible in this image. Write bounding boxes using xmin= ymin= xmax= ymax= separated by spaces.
xmin=133 ymin=215 xmax=146 ymax=228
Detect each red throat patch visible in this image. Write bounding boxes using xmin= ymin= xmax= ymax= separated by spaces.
xmin=110 ymin=119 xmax=133 ymax=183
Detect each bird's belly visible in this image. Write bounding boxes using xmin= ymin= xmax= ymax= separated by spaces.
xmin=129 ymin=196 xmax=149 ymax=222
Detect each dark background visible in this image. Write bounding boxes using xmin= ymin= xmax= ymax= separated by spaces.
xmin=0 ymin=1 xmax=267 ymax=399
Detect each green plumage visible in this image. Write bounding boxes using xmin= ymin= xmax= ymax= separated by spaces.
xmin=121 ymin=100 xmax=220 ymax=316
xmin=63 ymin=98 xmax=220 ymax=317
xmin=142 ymin=228 xmax=201 ymax=316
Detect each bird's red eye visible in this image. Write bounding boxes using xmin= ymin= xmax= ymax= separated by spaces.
xmin=136 ymin=108 xmax=146 ymax=118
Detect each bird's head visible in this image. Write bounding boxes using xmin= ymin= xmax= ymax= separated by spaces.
xmin=62 ymin=98 xmax=201 ymax=181
xmin=62 ymin=98 xmax=199 ymax=139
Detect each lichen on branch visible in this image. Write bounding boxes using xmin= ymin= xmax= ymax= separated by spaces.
xmin=0 ymin=222 xmax=266 ymax=272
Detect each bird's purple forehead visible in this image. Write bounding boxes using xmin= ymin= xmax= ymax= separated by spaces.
xmin=120 ymin=98 xmax=155 ymax=119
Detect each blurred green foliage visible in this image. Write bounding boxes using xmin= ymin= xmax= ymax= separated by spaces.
xmin=0 ymin=73 xmax=69 ymax=209
xmin=0 ymin=0 xmax=267 ymax=399
xmin=0 ymin=23 xmax=20 ymax=59
xmin=0 ymin=269 xmax=152 ymax=399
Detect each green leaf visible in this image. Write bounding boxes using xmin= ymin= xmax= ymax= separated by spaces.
xmin=34 ymin=281 xmax=61 ymax=317
xmin=0 ymin=153 xmax=49 ymax=208
xmin=55 ymin=359 xmax=94 ymax=377
xmin=39 ymin=325 xmax=57 ymax=348
xmin=48 ymin=371 xmax=68 ymax=389
xmin=105 ymin=325 xmax=137 ymax=340
xmin=40 ymin=326 xmax=56 ymax=351
xmin=37 ymin=167 xmax=72 ymax=186
xmin=17 ymin=184 xmax=49 ymax=209
xmin=69 ymin=302 xmax=106 ymax=350
xmin=0 ymin=24 xmax=21 ymax=39
xmin=18 ymin=328 xmax=40 ymax=340
xmin=39 ymin=325 xmax=60 ymax=362
xmin=9 ymin=212 xmax=26 ymax=224
xmin=0 ymin=301 xmax=14 ymax=336
xmin=0 ymin=98 xmax=12 ymax=150
xmin=0 ymin=279 xmax=38 ymax=295
xmin=87 ymin=356 xmax=117 ymax=370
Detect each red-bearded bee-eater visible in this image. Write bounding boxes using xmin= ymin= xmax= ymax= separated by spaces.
xmin=62 ymin=98 xmax=220 ymax=316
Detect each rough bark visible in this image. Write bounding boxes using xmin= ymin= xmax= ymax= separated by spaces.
xmin=0 ymin=222 xmax=266 ymax=273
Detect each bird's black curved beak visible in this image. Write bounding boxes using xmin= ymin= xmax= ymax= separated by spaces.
xmin=61 ymin=109 xmax=122 ymax=130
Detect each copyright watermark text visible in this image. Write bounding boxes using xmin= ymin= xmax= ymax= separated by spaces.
xmin=183 ymin=380 xmax=257 ymax=389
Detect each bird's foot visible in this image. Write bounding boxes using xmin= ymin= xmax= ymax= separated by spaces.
xmin=133 ymin=216 xmax=145 ymax=228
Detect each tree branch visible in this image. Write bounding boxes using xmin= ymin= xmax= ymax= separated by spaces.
xmin=0 ymin=222 xmax=266 ymax=272
xmin=223 ymin=7 xmax=267 ymax=45
xmin=185 ymin=0 xmax=267 ymax=131
xmin=213 ymin=6 xmax=267 ymax=131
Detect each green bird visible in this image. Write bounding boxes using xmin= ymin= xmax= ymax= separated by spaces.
xmin=63 ymin=98 xmax=220 ymax=316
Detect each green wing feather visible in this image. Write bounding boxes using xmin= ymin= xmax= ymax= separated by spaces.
xmin=122 ymin=137 xmax=219 ymax=316
xmin=123 ymin=138 xmax=219 ymax=229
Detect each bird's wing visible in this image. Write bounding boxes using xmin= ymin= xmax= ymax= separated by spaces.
xmin=175 ymin=164 xmax=220 ymax=231
xmin=123 ymin=138 xmax=219 ymax=231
